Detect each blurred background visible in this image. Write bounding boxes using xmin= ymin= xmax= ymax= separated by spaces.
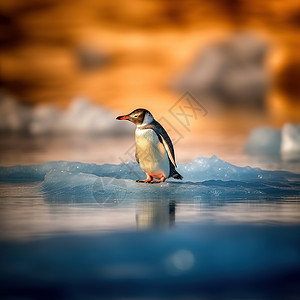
xmin=1 ymin=0 xmax=300 ymax=166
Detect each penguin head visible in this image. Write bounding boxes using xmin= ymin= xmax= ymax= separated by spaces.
xmin=116 ymin=108 xmax=154 ymax=126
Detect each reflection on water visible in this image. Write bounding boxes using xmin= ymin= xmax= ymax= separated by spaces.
xmin=1 ymin=182 xmax=300 ymax=240
xmin=0 ymin=177 xmax=300 ymax=299
xmin=136 ymin=200 xmax=175 ymax=230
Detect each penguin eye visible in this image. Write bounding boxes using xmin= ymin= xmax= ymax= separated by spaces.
xmin=134 ymin=115 xmax=138 ymax=118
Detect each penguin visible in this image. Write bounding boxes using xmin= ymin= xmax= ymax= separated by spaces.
xmin=116 ymin=108 xmax=183 ymax=183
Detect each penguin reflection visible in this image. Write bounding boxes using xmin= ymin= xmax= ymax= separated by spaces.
xmin=136 ymin=200 xmax=176 ymax=230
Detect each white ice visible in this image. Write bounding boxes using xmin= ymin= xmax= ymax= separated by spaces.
xmin=245 ymin=123 xmax=300 ymax=160
xmin=0 ymin=95 xmax=131 ymax=135
xmin=1 ymin=156 xmax=299 ymax=202
xmin=281 ymin=123 xmax=300 ymax=161
xmin=245 ymin=127 xmax=281 ymax=154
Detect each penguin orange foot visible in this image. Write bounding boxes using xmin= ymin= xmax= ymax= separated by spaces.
xmin=117 ymin=108 xmax=183 ymax=183
xmin=136 ymin=174 xmax=153 ymax=183
xmin=149 ymin=176 xmax=166 ymax=184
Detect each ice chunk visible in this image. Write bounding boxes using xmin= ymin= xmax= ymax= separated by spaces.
xmin=42 ymin=169 xmax=99 ymax=202
xmin=178 ymin=155 xmax=293 ymax=181
xmin=0 ymin=95 xmax=131 ymax=135
xmin=245 ymin=127 xmax=281 ymax=154
xmin=0 ymin=95 xmax=31 ymax=132
xmin=0 ymin=160 xmax=142 ymax=182
xmin=245 ymin=124 xmax=300 ymax=161
xmin=41 ymin=170 xmax=300 ymax=204
xmin=173 ymin=33 xmax=268 ymax=111
xmin=30 ymin=105 xmax=63 ymax=134
xmin=281 ymin=123 xmax=300 ymax=161
xmin=1 ymin=156 xmax=300 ymax=202
xmin=1 ymin=156 xmax=297 ymax=183
xmin=58 ymin=98 xmax=131 ymax=134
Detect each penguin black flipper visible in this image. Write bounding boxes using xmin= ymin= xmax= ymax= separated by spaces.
xmin=142 ymin=121 xmax=176 ymax=166
xmin=141 ymin=120 xmax=183 ymax=180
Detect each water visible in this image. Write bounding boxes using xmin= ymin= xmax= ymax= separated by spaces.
xmin=1 ymin=182 xmax=299 ymax=240
xmin=0 ymin=133 xmax=300 ymax=299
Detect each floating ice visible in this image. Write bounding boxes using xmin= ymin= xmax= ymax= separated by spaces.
xmin=245 ymin=123 xmax=300 ymax=161
xmin=0 ymin=160 xmax=142 ymax=182
xmin=281 ymin=123 xmax=300 ymax=161
xmin=0 ymin=95 xmax=131 ymax=135
xmin=0 ymin=96 xmax=31 ymax=132
xmin=0 ymin=155 xmax=296 ymax=183
xmin=30 ymin=105 xmax=63 ymax=134
xmin=1 ymin=156 xmax=299 ymax=202
xmin=173 ymin=33 xmax=268 ymax=111
xmin=245 ymin=127 xmax=281 ymax=154
xmin=55 ymin=98 xmax=131 ymax=134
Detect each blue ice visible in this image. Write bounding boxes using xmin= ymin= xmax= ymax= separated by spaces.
xmin=245 ymin=123 xmax=300 ymax=161
xmin=1 ymin=156 xmax=300 ymax=202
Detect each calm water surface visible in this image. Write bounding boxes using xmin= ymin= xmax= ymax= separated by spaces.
xmin=0 ymin=133 xmax=299 ymax=240
xmin=1 ymin=133 xmax=300 ymax=299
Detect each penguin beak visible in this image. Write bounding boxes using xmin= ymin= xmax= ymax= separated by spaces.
xmin=116 ymin=115 xmax=129 ymax=120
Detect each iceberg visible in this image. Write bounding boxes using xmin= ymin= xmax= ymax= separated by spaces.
xmin=54 ymin=98 xmax=131 ymax=134
xmin=0 ymin=95 xmax=131 ymax=135
xmin=1 ymin=155 xmax=297 ymax=183
xmin=173 ymin=33 xmax=268 ymax=111
xmin=245 ymin=123 xmax=300 ymax=161
xmin=1 ymin=156 xmax=299 ymax=203
xmin=245 ymin=127 xmax=281 ymax=154
xmin=281 ymin=123 xmax=300 ymax=161
xmin=0 ymin=95 xmax=31 ymax=132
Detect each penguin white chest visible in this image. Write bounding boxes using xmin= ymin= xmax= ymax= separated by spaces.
xmin=135 ymin=128 xmax=170 ymax=179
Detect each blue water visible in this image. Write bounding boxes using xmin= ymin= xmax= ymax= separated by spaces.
xmin=0 ymin=154 xmax=300 ymax=299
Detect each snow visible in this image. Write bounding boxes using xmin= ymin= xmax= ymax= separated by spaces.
xmin=1 ymin=156 xmax=299 ymax=202
xmin=0 ymin=95 xmax=131 ymax=135
xmin=245 ymin=123 xmax=300 ymax=160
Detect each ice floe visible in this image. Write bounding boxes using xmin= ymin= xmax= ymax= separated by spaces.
xmin=0 ymin=95 xmax=131 ymax=135
xmin=245 ymin=123 xmax=300 ymax=161
xmin=1 ymin=156 xmax=299 ymax=202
